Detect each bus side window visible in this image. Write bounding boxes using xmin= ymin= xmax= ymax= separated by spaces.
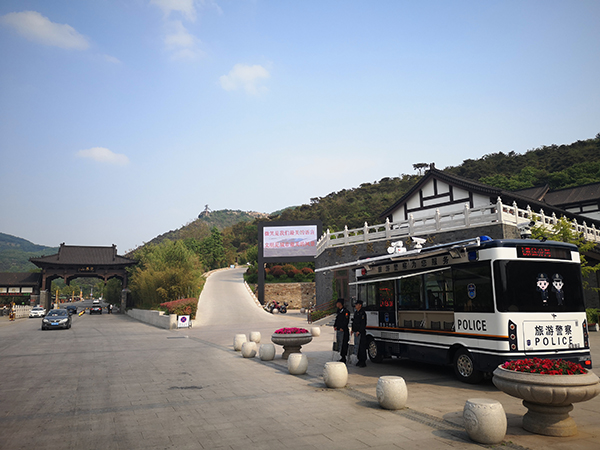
xmin=398 ymin=275 xmax=423 ymax=310
xmin=453 ymin=263 xmax=494 ymax=313
xmin=358 ymin=284 xmax=378 ymax=311
xmin=424 ymin=270 xmax=452 ymax=310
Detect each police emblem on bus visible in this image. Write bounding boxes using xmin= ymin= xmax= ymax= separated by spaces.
xmin=467 ymin=283 xmax=476 ymax=299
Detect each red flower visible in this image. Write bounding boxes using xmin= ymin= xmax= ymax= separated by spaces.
xmin=501 ymin=358 xmax=586 ymax=375
xmin=274 ymin=327 xmax=309 ymax=334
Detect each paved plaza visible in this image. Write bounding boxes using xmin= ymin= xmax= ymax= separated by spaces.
xmin=0 ymin=268 xmax=599 ymax=449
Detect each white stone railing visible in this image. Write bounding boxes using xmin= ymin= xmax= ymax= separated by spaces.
xmin=12 ymin=305 xmax=32 ymax=319
xmin=316 ymin=197 xmax=600 ymax=255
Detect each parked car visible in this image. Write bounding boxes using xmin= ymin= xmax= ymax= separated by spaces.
xmin=65 ymin=305 xmax=77 ymax=315
xmin=41 ymin=309 xmax=72 ymax=330
xmin=29 ymin=306 xmax=46 ymax=318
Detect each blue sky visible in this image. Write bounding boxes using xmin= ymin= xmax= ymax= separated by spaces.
xmin=1 ymin=1 xmax=599 ymax=253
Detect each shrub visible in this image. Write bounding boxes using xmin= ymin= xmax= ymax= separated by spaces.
xmin=282 ymin=264 xmax=300 ymax=278
xmin=586 ymin=308 xmax=599 ymax=324
xmin=301 ymin=267 xmax=314 ymax=275
xmin=271 ymin=266 xmax=285 ymax=277
xmin=159 ymin=298 xmax=198 ymax=319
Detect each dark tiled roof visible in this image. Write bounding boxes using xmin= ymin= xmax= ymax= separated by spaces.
xmin=543 ymin=182 xmax=600 ymax=206
xmin=512 ymin=185 xmax=550 ymax=202
xmin=30 ymin=244 xmax=137 ymax=266
xmin=0 ymin=272 xmax=41 ymax=286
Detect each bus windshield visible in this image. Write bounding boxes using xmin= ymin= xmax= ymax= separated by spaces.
xmin=494 ymin=261 xmax=586 ymax=313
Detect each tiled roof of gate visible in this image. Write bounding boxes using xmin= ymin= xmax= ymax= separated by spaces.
xmin=29 ymin=244 xmax=137 ymax=266
xmin=0 ymin=272 xmax=42 ymax=286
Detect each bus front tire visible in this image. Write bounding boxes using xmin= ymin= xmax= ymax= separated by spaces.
xmin=367 ymin=337 xmax=384 ymax=363
xmin=453 ymin=348 xmax=483 ymax=384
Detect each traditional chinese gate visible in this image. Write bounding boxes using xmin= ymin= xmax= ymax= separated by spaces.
xmin=30 ymin=244 xmax=137 ymax=312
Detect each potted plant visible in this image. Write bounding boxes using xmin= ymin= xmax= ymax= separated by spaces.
xmin=271 ymin=327 xmax=313 ymax=359
xmin=493 ymin=358 xmax=600 ymax=436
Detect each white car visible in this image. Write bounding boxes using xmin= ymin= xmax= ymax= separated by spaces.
xmin=29 ymin=306 xmax=46 ymax=318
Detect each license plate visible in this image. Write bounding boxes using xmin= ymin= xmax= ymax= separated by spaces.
xmin=51 ymin=322 xmax=59 ymax=325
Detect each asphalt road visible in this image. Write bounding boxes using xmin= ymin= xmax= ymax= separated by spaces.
xmin=0 ymin=268 xmax=599 ymax=450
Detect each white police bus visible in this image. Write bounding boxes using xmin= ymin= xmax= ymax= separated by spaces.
xmin=322 ymin=236 xmax=592 ymax=383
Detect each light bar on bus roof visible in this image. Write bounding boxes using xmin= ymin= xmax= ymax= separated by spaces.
xmin=315 ymin=236 xmax=483 ymax=273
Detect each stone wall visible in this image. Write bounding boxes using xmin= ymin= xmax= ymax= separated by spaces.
xmin=126 ymin=308 xmax=178 ymax=329
xmin=264 ymin=283 xmax=315 ymax=309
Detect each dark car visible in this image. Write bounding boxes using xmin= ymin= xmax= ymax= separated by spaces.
xmin=65 ymin=305 xmax=77 ymax=315
xmin=90 ymin=301 xmax=102 ymax=315
xmin=41 ymin=309 xmax=72 ymax=330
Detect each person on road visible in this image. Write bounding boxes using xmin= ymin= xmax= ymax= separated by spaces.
xmin=352 ymin=300 xmax=367 ymax=367
xmin=333 ymin=299 xmax=350 ymax=363
xmin=108 ymin=303 xmax=113 ymax=314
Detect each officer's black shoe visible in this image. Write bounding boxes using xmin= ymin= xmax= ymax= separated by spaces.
xmin=339 ymin=357 xmax=346 ymax=363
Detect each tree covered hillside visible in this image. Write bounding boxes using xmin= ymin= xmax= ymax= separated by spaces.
xmin=154 ymin=134 xmax=600 ymax=270
xmin=0 ymin=233 xmax=57 ymax=272
xmin=143 ymin=209 xmax=267 ymax=249
xmin=445 ymin=134 xmax=600 ymax=190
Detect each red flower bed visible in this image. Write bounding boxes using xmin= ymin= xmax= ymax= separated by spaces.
xmin=274 ymin=327 xmax=309 ymax=334
xmin=159 ymin=298 xmax=197 ymax=319
xmin=501 ymin=358 xmax=586 ymax=375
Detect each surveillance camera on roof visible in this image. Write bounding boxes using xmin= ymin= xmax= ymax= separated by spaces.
xmin=411 ymin=237 xmax=426 ymax=249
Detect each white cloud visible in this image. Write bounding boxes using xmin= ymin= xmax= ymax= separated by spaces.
xmin=165 ymin=20 xmax=195 ymax=48
xmin=0 ymin=11 xmax=89 ymax=50
xmin=76 ymin=147 xmax=130 ymax=166
xmin=151 ymin=0 xmax=197 ymax=22
xmin=163 ymin=20 xmax=202 ymax=60
xmin=102 ymin=54 xmax=121 ymax=64
xmin=219 ymin=64 xmax=270 ymax=95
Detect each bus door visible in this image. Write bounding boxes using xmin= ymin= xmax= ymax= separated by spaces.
xmin=377 ymin=280 xmax=396 ymax=328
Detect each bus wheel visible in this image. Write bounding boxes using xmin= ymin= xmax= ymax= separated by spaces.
xmin=453 ymin=348 xmax=483 ymax=384
xmin=367 ymin=337 xmax=384 ymax=363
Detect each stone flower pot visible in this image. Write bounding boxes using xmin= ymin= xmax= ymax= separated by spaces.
xmin=492 ymin=365 xmax=600 ymax=436
xmin=271 ymin=333 xmax=313 ymax=359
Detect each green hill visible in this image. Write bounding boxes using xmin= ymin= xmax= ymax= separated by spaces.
xmin=0 ymin=233 xmax=57 ymax=272
xmin=144 ymin=209 xmax=269 ymax=248
xmin=271 ymin=134 xmax=600 ymax=231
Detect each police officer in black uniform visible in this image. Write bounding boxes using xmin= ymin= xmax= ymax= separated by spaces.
xmin=333 ymin=299 xmax=350 ymax=363
xmin=352 ymin=300 xmax=368 ymax=367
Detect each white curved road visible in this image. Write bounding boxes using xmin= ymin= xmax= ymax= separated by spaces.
xmin=194 ymin=267 xmax=314 ymax=345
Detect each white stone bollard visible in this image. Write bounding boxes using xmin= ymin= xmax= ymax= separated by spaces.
xmin=287 ymin=353 xmax=308 ymax=375
xmin=241 ymin=341 xmax=257 ymax=358
xmin=233 ymin=334 xmax=247 ymax=351
xmin=463 ymin=398 xmax=507 ymax=445
xmin=376 ymin=376 xmax=408 ymax=410
xmin=272 ymin=308 xmax=279 ymax=314
xmin=249 ymin=331 xmax=261 ymax=343
xmin=311 ymin=327 xmax=321 ymax=337
xmin=323 ymin=362 xmax=348 ymax=388
xmin=300 ymin=307 xmax=306 ymax=314
xmin=259 ymin=343 xmax=276 ymax=361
